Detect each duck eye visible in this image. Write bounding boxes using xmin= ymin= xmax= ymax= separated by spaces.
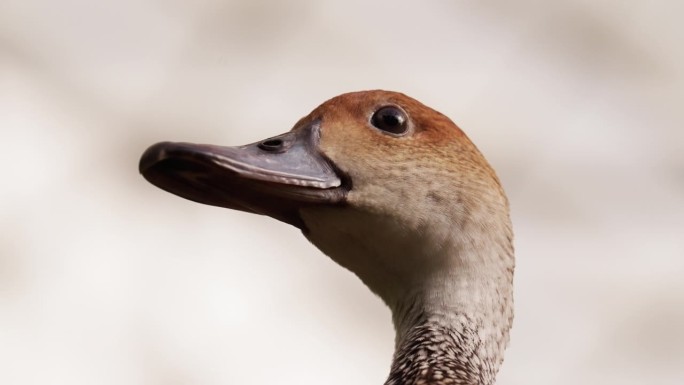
xmin=370 ymin=106 xmax=408 ymax=135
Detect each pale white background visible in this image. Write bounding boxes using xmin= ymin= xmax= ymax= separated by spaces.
xmin=1 ymin=1 xmax=683 ymax=384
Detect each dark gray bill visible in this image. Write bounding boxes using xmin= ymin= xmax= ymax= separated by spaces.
xmin=139 ymin=120 xmax=346 ymax=229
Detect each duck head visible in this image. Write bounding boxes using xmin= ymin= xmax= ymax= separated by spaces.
xmin=140 ymin=90 xmax=514 ymax=385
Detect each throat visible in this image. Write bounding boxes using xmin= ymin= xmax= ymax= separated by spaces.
xmin=385 ymin=315 xmax=500 ymax=385
xmin=299 ymin=206 xmax=514 ymax=384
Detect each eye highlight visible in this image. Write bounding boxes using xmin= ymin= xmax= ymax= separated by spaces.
xmin=370 ymin=106 xmax=409 ymax=135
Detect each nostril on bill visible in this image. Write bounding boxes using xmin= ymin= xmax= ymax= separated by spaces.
xmin=258 ymin=138 xmax=284 ymax=152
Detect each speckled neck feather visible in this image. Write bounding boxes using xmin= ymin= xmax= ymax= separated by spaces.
xmin=386 ymin=316 xmax=500 ymax=385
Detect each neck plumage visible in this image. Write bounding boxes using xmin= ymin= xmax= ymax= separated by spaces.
xmin=300 ymin=200 xmax=515 ymax=384
xmin=385 ymin=313 xmax=499 ymax=385
xmin=384 ymin=248 xmax=514 ymax=385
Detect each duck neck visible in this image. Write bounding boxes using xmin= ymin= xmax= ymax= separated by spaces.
xmin=385 ymin=311 xmax=497 ymax=385
xmin=300 ymin=205 xmax=514 ymax=384
xmin=385 ymin=263 xmax=514 ymax=385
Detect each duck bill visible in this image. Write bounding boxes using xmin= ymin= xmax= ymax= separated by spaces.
xmin=139 ymin=120 xmax=346 ymax=229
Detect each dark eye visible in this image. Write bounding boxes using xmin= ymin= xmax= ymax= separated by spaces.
xmin=370 ymin=106 xmax=409 ymax=135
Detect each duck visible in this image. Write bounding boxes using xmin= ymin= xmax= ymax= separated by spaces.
xmin=139 ymin=90 xmax=515 ymax=385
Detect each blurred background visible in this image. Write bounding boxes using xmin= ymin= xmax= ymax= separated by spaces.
xmin=1 ymin=1 xmax=683 ymax=384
